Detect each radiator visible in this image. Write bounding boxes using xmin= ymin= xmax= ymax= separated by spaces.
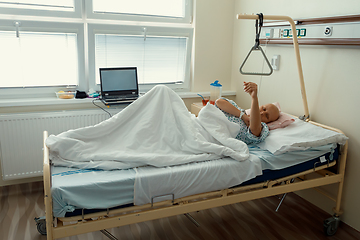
xmin=0 ymin=109 xmax=122 ymax=181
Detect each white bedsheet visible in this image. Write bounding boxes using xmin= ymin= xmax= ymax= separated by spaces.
xmin=46 ymin=85 xmax=249 ymax=170
xmin=134 ymin=156 xmax=262 ymax=206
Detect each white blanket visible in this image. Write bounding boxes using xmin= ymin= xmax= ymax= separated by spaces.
xmin=46 ymin=85 xmax=249 ymax=170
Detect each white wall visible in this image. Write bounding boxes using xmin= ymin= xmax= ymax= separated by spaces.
xmin=192 ymin=0 xmax=235 ymax=92
xmin=233 ymin=0 xmax=360 ymax=230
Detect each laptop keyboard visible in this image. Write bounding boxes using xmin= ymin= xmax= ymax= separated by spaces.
xmin=104 ymin=95 xmax=138 ymax=102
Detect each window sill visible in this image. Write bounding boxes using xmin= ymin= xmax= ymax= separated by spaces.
xmin=0 ymin=97 xmax=95 ymax=107
xmin=0 ymin=90 xmax=236 ymax=108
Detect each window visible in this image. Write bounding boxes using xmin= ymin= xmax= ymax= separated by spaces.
xmin=88 ymin=0 xmax=192 ymax=23
xmin=0 ymin=0 xmax=81 ymax=17
xmin=0 ymin=19 xmax=85 ymax=98
xmin=93 ymin=0 xmax=184 ymax=18
xmin=0 ymin=0 xmax=74 ymax=11
xmin=0 ymin=31 xmax=78 ymax=88
xmin=95 ymin=35 xmax=187 ymax=85
xmin=89 ymin=24 xmax=193 ymax=91
xmin=0 ymin=0 xmax=193 ymax=99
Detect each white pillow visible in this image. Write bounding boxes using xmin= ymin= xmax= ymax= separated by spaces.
xmin=267 ymin=113 xmax=295 ymax=130
xmin=257 ymin=118 xmax=348 ymax=155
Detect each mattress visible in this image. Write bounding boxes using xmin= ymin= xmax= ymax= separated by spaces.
xmin=52 ymin=153 xmax=263 ymax=218
xmin=242 ymin=144 xmax=339 ymax=185
xmin=51 ymin=143 xmax=338 ymax=218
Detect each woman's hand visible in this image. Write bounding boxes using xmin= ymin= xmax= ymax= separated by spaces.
xmin=243 ymin=81 xmax=258 ymax=99
xmin=243 ymin=81 xmax=262 ymax=137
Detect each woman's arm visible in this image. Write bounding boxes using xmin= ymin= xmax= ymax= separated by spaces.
xmin=243 ymin=82 xmax=262 ymax=137
xmin=216 ymin=98 xmax=250 ymax=126
xmin=216 ymin=82 xmax=262 ymax=136
xmin=215 ymin=98 xmax=241 ymax=117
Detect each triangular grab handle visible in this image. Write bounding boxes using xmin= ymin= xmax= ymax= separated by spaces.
xmin=239 ymin=45 xmax=273 ymax=76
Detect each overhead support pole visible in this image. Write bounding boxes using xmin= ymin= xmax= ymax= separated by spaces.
xmin=237 ymin=14 xmax=310 ymax=120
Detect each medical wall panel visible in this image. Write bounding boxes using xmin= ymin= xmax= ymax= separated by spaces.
xmin=259 ymin=14 xmax=360 ymax=45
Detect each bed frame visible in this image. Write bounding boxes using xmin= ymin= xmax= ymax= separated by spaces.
xmin=39 ymin=14 xmax=349 ymax=240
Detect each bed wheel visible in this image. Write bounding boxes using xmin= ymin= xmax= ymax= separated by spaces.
xmin=323 ymin=215 xmax=340 ymax=236
xmin=34 ymin=216 xmax=47 ymax=235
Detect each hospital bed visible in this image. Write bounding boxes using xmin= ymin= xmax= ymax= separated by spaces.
xmin=37 ymin=14 xmax=349 ymax=240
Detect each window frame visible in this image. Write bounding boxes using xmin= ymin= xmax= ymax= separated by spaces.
xmin=0 ymin=19 xmax=85 ymax=99
xmin=88 ymin=23 xmax=193 ymax=93
xmin=86 ymin=0 xmax=193 ymax=24
xmin=0 ymin=0 xmax=194 ymax=100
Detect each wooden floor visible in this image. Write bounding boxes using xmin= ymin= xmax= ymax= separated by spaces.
xmin=1 ymin=181 xmax=360 ymax=240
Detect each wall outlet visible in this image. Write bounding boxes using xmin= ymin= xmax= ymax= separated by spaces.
xmin=271 ymin=55 xmax=280 ymax=71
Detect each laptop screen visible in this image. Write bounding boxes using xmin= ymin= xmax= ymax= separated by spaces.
xmin=100 ymin=67 xmax=138 ymax=97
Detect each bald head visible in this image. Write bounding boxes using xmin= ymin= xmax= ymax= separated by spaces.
xmin=259 ymin=103 xmax=280 ymax=123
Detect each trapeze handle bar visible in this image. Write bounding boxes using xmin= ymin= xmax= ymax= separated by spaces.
xmin=239 ymin=45 xmax=273 ymax=76
xmin=237 ymin=14 xmax=309 ymax=120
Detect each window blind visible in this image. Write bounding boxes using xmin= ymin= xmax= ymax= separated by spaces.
xmin=95 ymin=34 xmax=187 ymax=85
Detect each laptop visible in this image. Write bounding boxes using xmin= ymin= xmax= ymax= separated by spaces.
xmin=99 ymin=67 xmax=139 ymax=105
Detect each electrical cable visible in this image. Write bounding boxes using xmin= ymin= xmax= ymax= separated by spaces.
xmin=92 ymin=98 xmax=112 ymax=118
xmin=258 ymin=37 xmax=269 ymax=96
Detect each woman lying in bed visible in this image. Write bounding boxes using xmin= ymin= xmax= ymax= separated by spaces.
xmin=216 ymin=81 xmax=279 ymax=145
